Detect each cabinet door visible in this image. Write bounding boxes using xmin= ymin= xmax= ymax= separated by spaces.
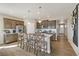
xmin=19 ymin=21 xmax=24 ymax=25
xmin=48 ymin=20 xmax=56 ymax=28
xmin=4 ymin=34 xmax=18 ymax=43
xmin=4 ymin=18 xmax=24 ymax=29
xmin=37 ymin=22 xmax=42 ymax=29
xmin=11 ymin=20 xmax=16 ymax=29
xmin=42 ymin=20 xmax=48 ymax=28
xmin=4 ymin=18 xmax=12 ymax=29
xmin=16 ymin=21 xmax=24 ymax=25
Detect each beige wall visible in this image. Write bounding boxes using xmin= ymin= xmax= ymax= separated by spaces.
xmin=0 ymin=15 xmax=4 ymax=44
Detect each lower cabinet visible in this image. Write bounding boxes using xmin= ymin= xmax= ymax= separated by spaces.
xmin=4 ymin=34 xmax=18 ymax=44
xmin=50 ymin=34 xmax=56 ymax=41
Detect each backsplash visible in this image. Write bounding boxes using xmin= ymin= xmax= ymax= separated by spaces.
xmin=36 ymin=29 xmax=56 ymax=34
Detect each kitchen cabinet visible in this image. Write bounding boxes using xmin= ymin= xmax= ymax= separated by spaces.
xmin=3 ymin=18 xmax=24 ymax=44
xmin=11 ymin=20 xmax=17 ymax=29
xmin=42 ymin=20 xmax=48 ymax=28
xmin=4 ymin=18 xmax=24 ymax=29
xmin=48 ymin=20 xmax=56 ymax=28
xmin=4 ymin=18 xmax=12 ymax=29
xmin=4 ymin=34 xmax=18 ymax=44
xmin=37 ymin=22 xmax=42 ymax=29
xmin=16 ymin=21 xmax=24 ymax=25
xmin=36 ymin=20 xmax=56 ymax=29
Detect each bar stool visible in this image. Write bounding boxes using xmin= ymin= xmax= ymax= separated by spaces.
xmin=37 ymin=35 xmax=47 ymax=56
xmin=23 ymin=33 xmax=29 ymax=51
xmin=18 ymin=32 xmax=24 ymax=49
xmin=41 ymin=41 xmax=47 ymax=55
xmin=27 ymin=34 xmax=35 ymax=53
xmin=34 ymin=35 xmax=43 ymax=56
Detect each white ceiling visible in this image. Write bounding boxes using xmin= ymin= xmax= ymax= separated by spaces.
xmin=0 ymin=3 xmax=77 ymax=20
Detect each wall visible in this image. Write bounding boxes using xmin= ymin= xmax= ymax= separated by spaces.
xmin=78 ymin=16 xmax=79 ymax=52
xmin=67 ymin=18 xmax=73 ymax=41
xmin=67 ymin=17 xmax=79 ymax=55
xmin=0 ymin=15 xmax=4 ymax=44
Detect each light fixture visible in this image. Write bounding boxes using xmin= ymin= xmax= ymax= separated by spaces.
xmin=27 ymin=22 xmax=31 ymax=24
xmin=27 ymin=10 xmax=31 ymax=21
xmin=38 ymin=20 xmax=41 ymax=23
xmin=37 ymin=6 xmax=42 ymax=23
xmin=60 ymin=25 xmax=64 ymax=28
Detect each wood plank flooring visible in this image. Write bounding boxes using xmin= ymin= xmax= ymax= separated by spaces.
xmin=0 ymin=42 xmax=35 ymax=56
xmin=51 ymin=36 xmax=77 ymax=56
xmin=0 ymin=36 xmax=77 ymax=56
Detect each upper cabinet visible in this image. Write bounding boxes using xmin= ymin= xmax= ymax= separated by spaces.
xmin=16 ymin=21 xmax=24 ymax=25
xmin=37 ymin=22 xmax=42 ymax=29
xmin=4 ymin=18 xmax=24 ymax=29
xmin=48 ymin=20 xmax=56 ymax=28
xmin=42 ymin=20 xmax=48 ymax=28
xmin=4 ymin=18 xmax=12 ymax=29
xmin=11 ymin=20 xmax=17 ymax=29
xmin=36 ymin=20 xmax=56 ymax=29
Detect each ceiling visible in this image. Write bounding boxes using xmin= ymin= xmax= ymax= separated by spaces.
xmin=0 ymin=3 xmax=77 ymax=21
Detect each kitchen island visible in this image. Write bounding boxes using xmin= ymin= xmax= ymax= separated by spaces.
xmin=42 ymin=33 xmax=55 ymax=54
xmin=23 ymin=32 xmax=56 ymax=55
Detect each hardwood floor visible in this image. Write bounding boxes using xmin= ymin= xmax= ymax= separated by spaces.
xmin=0 ymin=42 xmax=35 ymax=56
xmin=0 ymin=36 xmax=77 ymax=56
xmin=51 ymin=36 xmax=77 ymax=56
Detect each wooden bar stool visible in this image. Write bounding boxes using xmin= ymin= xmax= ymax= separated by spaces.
xmin=18 ymin=33 xmax=24 ymax=49
xmin=27 ymin=34 xmax=35 ymax=53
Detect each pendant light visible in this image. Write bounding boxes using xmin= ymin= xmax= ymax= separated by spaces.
xmin=38 ymin=6 xmax=42 ymax=23
xmin=27 ymin=10 xmax=31 ymax=24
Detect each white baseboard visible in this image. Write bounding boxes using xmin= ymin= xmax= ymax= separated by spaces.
xmin=68 ymin=39 xmax=79 ymax=56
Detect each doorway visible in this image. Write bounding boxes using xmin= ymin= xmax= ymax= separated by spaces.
xmin=59 ymin=24 xmax=65 ymax=36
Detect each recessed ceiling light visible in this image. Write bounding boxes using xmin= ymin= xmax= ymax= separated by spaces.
xmin=38 ymin=20 xmax=41 ymax=23
xmin=60 ymin=25 xmax=64 ymax=28
xmin=27 ymin=22 xmax=31 ymax=24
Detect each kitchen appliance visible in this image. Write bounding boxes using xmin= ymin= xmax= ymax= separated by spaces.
xmin=4 ymin=29 xmax=18 ymax=44
xmin=16 ymin=25 xmax=24 ymax=33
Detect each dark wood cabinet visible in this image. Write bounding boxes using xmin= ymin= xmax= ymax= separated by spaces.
xmin=11 ymin=20 xmax=17 ymax=29
xmin=36 ymin=20 xmax=56 ymax=29
xmin=16 ymin=21 xmax=24 ymax=25
xmin=4 ymin=34 xmax=18 ymax=44
xmin=37 ymin=22 xmax=42 ymax=29
xmin=42 ymin=20 xmax=48 ymax=28
xmin=4 ymin=18 xmax=24 ymax=29
xmin=4 ymin=18 xmax=12 ymax=29
xmin=3 ymin=18 xmax=24 ymax=44
xmin=48 ymin=20 xmax=56 ymax=28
